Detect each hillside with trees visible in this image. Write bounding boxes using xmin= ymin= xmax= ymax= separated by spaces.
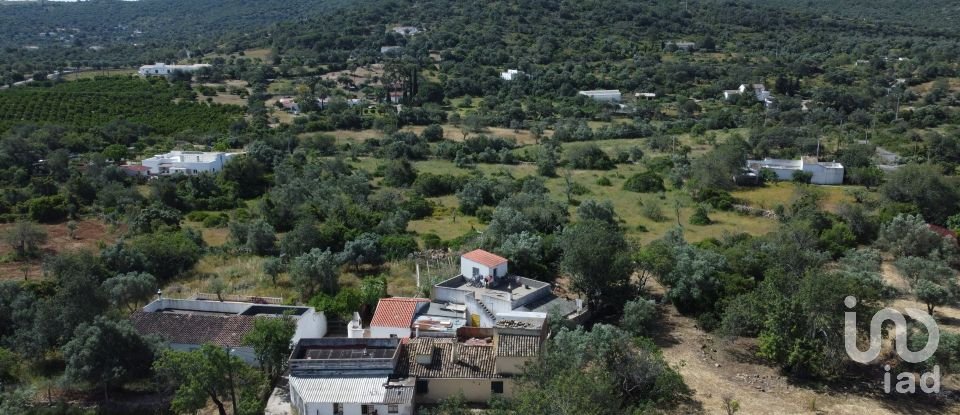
xmin=0 ymin=0 xmax=959 ymax=413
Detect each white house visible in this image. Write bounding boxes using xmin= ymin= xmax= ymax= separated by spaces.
xmin=433 ymin=249 xmax=586 ymax=328
xmin=746 ymin=157 xmax=844 ymax=185
xmin=460 ymin=249 xmax=508 ymax=280
xmin=500 ymin=69 xmax=523 ymax=81
xmin=138 ymin=62 xmax=211 ymax=77
xmin=392 ymin=26 xmax=421 ymax=36
xmin=578 ymin=90 xmax=622 ymax=103
xmin=725 ymin=84 xmax=774 ymax=108
xmin=140 ymin=151 xmax=239 ymax=175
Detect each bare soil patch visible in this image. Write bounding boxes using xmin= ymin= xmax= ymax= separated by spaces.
xmin=647 ymin=278 xmax=959 ymax=414
xmin=0 ymin=219 xmax=122 ymax=280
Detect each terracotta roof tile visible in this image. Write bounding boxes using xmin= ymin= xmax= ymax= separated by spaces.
xmin=496 ymin=334 xmax=541 ymax=357
xmin=461 ymin=249 xmax=508 ymax=268
xmin=396 ymin=337 xmax=501 ymax=379
xmin=370 ymin=297 xmax=429 ymax=329
xmin=129 ymin=311 xmax=257 ymax=347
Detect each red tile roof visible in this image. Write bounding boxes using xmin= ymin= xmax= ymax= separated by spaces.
xmin=129 ymin=311 xmax=257 ymax=347
xmin=461 ymin=249 xmax=508 ymax=267
xmin=371 ymin=298 xmax=429 ymax=329
xmin=929 ymin=224 xmax=957 ymax=241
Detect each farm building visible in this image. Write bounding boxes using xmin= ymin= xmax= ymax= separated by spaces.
xmin=130 ymin=298 xmax=327 ymax=365
xmin=578 ymin=89 xmax=622 ymax=103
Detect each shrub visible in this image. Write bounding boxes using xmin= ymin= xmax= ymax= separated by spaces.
xmin=623 ymin=172 xmax=665 ymax=193
xmin=27 ymin=195 xmax=68 ymax=223
xmin=401 ymin=195 xmax=434 ymax=220
xmin=621 ymin=299 xmax=658 ymax=336
xmin=475 ymin=207 xmax=494 ymax=223
xmin=421 ymin=233 xmax=444 ymax=250
xmin=694 ymin=188 xmax=735 ymax=211
xmin=641 ymin=200 xmax=666 ymax=222
xmin=201 ymin=213 xmax=229 ymax=228
xmin=413 ymin=173 xmax=464 ymax=197
xmin=129 ymin=230 xmax=203 ymax=280
xmin=381 ymin=234 xmax=419 ymax=260
xmin=566 ymin=144 xmax=614 ymax=170
xmin=792 ymin=170 xmax=813 ymax=184
xmin=689 ymin=204 xmax=712 ymax=225
xmin=596 ymin=176 xmax=612 ymax=186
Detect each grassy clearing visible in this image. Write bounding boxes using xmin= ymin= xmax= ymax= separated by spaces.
xmin=346 ymin=156 xmax=783 ymax=245
xmin=168 ymin=253 xmax=428 ymax=302
xmin=197 ymin=48 xmax=272 ymax=63
xmin=209 ymin=92 xmax=247 ymax=106
xmin=732 ymin=182 xmax=858 ymax=212
xmin=267 ymin=79 xmax=298 ymax=95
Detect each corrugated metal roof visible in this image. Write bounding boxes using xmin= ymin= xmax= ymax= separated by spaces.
xmin=383 ymin=385 xmax=415 ymax=404
xmin=290 ymin=376 xmax=411 ymax=404
xmin=461 ymin=249 xmax=508 ymax=267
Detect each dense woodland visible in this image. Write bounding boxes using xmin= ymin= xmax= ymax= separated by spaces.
xmin=0 ymin=0 xmax=960 ymax=414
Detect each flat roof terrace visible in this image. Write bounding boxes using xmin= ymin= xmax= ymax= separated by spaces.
xmin=436 ymin=275 xmax=548 ymax=302
xmin=291 ymin=338 xmax=401 ymax=361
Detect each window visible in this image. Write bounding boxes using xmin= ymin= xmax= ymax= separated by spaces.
xmin=491 ymin=381 xmax=504 ymax=394
xmin=389 ymin=405 xmax=399 ymax=414
xmin=361 ymin=405 xmax=370 ymax=414
xmin=416 ymin=379 xmax=429 ymax=394
xmin=472 ymin=267 xmax=479 ymax=277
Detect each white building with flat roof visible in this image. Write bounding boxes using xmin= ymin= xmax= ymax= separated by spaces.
xmin=138 ymin=62 xmax=211 ymax=77
xmin=140 ymin=151 xmax=239 ymax=175
xmin=578 ymin=90 xmax=622 ymax=103
xmin=747 ymin=157 xmax=844 ymax=185
xmin=432 ymin=249 xmax=586 ymax=328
